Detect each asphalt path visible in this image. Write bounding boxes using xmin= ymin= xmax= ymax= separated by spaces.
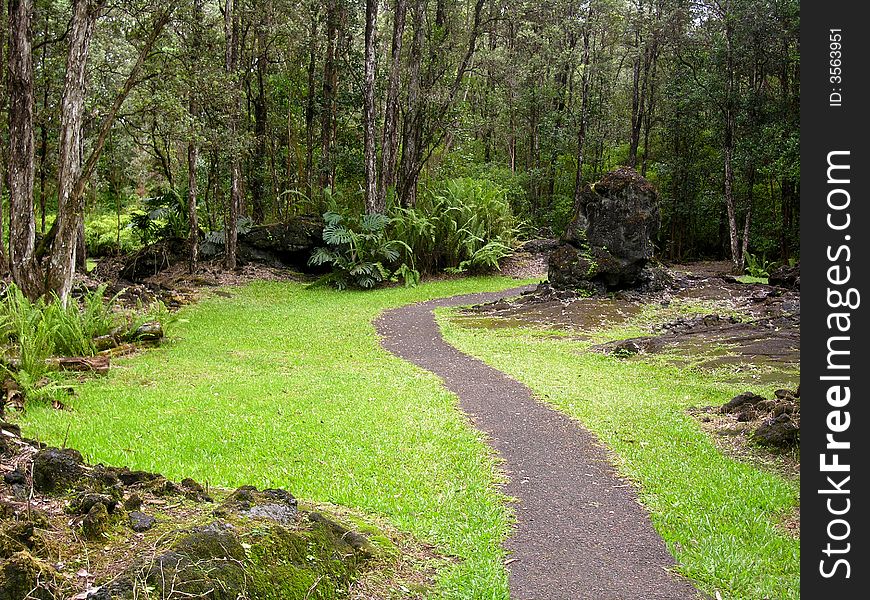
xmin=375 ymin=287 xmax=702 ymax=600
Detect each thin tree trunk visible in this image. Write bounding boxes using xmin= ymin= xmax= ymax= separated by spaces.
xmin=398 ymin=0 xmax=424 ymax=207
xmin=44 ymin=0 xmax=102 ymax=303
xmin=572 ymin=13 xmax=593 ymax=204
xmin=319 ymin=0 xmax=337 ymax=191
xmin=0 ymin=0 xmax=9 ymax=273
xmin=41 ymin=2 xmax=174 ymax=301
xmin=224 ymin=0 xmax=241 ymax=270
xmin=363 ymin=0 xmax=379 ymax=213
xmin=250 ymin=5 xmax=269 ymax=223
xmin=187 ymin=0 xmax=203 ymax=273
xmin=304 ymin=6 xmax=318 ymax=198
xmin=722 ymin=4 xmax=740 ymax=272
xmin=8 ymin=0 xmax=41 ymax=297
xmin=378 ymin=0 xmax=406 ymax=208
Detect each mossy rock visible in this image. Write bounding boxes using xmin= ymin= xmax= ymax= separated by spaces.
xmin=32 ymin=448 xmax=86 ymax=494
xmin=0 ymin=551 xmax=59 ymax=600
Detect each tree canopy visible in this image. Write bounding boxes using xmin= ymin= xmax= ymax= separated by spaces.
xmin=2 ymin=0 xmax=800 ymax=298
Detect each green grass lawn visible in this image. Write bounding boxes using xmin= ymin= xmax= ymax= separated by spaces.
xmin=438 ymin=316 xmax=800 ymax=600
xmin=19 ymin=277 xmax=533 ymax=600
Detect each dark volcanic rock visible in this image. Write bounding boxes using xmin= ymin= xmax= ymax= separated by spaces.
xmin=215 ymin=486 xmax=298 ymax=524
xmin=81 ymin=503 xmax=111 ymax=540
xmin=549 ymin=167 xmax=660 ymax=291
xmin=199 ymin=216 xmax=324 ymax=271
xmin=33 ymin=448 xmax=85 ymax=494
xmin=753 ymin=414 xmax=800 ymax=447
xmin=0 ymin=551 xmax=58 ymax=600
xmin=129 ymin=511 xmax=157 ymax=532
xmin=721 ymin=392 xmax=767 ymax=414
xmin=120 ymin=238 xmax=187 ymax=282
xmin=768 ymin=262 xmax=800 ymax=290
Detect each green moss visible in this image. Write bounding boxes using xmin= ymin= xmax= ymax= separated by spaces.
xmin=245 ymin=520 xmax=363 ymax=600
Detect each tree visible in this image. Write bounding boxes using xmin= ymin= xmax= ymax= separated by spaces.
xmin=8 ymin=0 xmax=40 ymax=297
xmin=224 ymin=0 xmax=241 ymax=270
xmin=362 ymin=0 xmax=378 ymax=213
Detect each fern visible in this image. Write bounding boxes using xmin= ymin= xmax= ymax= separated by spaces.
xmin=308 ymin=211 xmax=419 ymax=290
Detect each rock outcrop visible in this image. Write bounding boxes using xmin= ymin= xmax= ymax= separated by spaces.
xmin=0 ymin=421 xmax=394 ymax=600
xmin=120 ymin=215 xmax=324 ymax=281
xmin=549 ymin=167 xmax=660 ymax=291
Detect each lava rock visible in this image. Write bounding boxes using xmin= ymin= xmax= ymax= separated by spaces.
xmin=180 ymin=478 xmax=212 ymax=503
xmin=123 ymin=493 xmax=143 ymax=512
xmin=32 ymin=448 xmax=85 ymax=494
xmin=721 ymin=392 xmax=767 ymax=414
xmin=81 ymin=503 xmax=111 ymax=541
xmin=0 ymin=551 xmax=59 ymax=600
xmin=768 ymin=262 xmax=800 ymax=290
xmin=129 ymin=512 xmax=157 ymax=533
xmin=128 ymin=322 xmax=163 ymax=342
xmin=2 ymin=468 xmax=26 ymax=486
xmin=120 ymin=238 xmax=187 ymax=282
xmin=71 ymin=493 xmax=119 ymax=516
xmin=611 ymin=340 xmax=642 ymax=357
xmin=550 ymin=167 xmax=660 ymax=291
xmin=753 ymin=414 xmax=799 ymax=447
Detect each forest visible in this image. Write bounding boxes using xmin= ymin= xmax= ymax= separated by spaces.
xmin=0 ymin=1 xmax=803 ymax=598
xmin=0 ymin=0 xmax=798 ymax=298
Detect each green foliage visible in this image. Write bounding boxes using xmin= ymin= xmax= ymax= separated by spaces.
xmin=199 ymin=216 xmax=254 ymax=259
xmin=1 ymin=285 xmax=118 ymax=359
xmin=0 ymin=284 xmax=171 ymax=406
xmin=130 ymin=189 xmax=190 ymax=245
xmin=744 ymin=252 xmax=774 ymax=278
xmin=85 ymin=212 xmax=140 ymax=256
xmin=390 ymin=178 xmax=519 ymax=274
xmin=308 ymin=212 xmax=419 ymax=290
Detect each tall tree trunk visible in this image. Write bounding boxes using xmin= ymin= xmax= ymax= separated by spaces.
xmin=8 ymin=0 xmax=40 ymax=297
xmin=224 ymin=0 xmax=241 ymax=270
xmin=42 ymin=1 xmax=173 ymax=300
xmin=44 ymin=0 xmax=102 ymax=302
xmin=304 ymin=5 xmax=318 ymax=198
xmin=363 ymin=0 xmax=379 ymax=213
xmin=187 ymin=0 xmax=203 ymax=273
xmin=398 ymin=0 xmax=424 ymax=207
xmin=722 ymin=3 xmax=740 ymax=272
xmin=0 ymin=0 xmax=9 ymax=273
xmin=378 ymin=0 xmax=406 ymax=208
xmin=37 ymin=5 xmax=49 ymax=234
xmin=250 ymin=4 xmax=269 ymax=223
xmin=319 ymin=0 xmax=338 ymax=191
xmin=572 ymin=15 xmax=593 ymax=204
xmin=628 ymin=31 xmax=641 ymax=168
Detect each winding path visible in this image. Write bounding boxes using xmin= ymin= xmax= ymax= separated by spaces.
xmin=375 ymin=287 xmax=701 ymax=600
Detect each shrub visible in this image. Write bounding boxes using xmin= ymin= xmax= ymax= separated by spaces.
xmin=744 ymin=252 xmax=774 ymax=278
xmin=308 ymin=212 xmax=419 ymax=290
xmin=0 ymin=284 xmax=174 ymax=406
xmin=85 ymin=212 xmax=140 ymax=256
xmin=131 ymin=188 xmax=190 ymax=245
xmin=390 ymin=177 xmax=520 ymax=273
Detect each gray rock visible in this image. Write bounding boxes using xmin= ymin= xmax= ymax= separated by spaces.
xmin=129 ymin=512 xmax=157 ymax=533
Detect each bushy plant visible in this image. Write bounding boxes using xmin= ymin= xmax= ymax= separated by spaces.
xmin=1 ymin=284 xmax=173 ymax=406
xmin=131 ymin=188 xmax=190 ymax=245
xmin=85 ymin=212 xmax=140 ymax=256
xmin=390 ymin=177 xmax=520 ymax=273
xmin=744 ymin=252 xmax=774 ymax=278
xmin=308 ymin=212 xmax=419 ymax=290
